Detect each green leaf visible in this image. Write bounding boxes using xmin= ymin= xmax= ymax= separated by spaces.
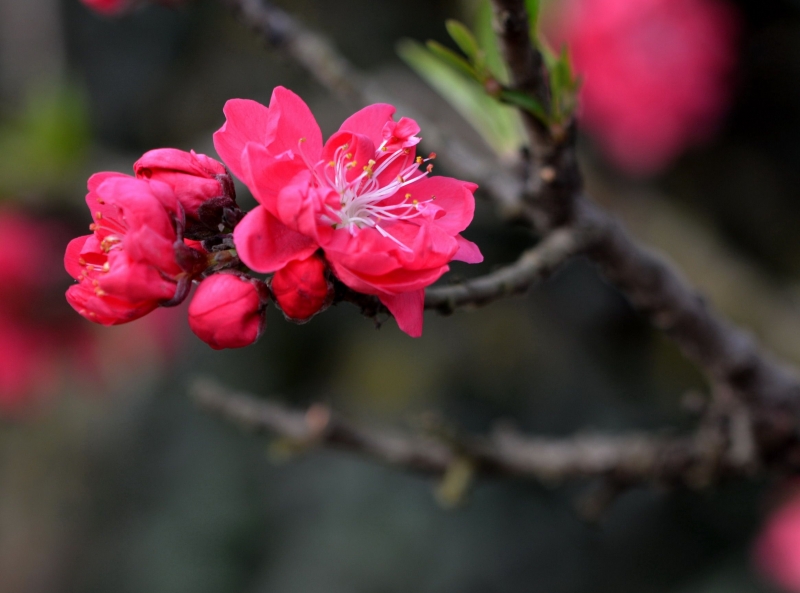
xmin=525 ymin=0 xmax=540 ymax=38
xmin=474 ymin=0 xmax=509 ymax=84
xmin=445 ymin=19 xmax=481 ymax=63
xmin=425 ymin=40 xmax=478 ymax=79
xmin=499 ymin=89 xmax=549 ymax=123
xmin=397 ymin=39 xmax=526 ymax=160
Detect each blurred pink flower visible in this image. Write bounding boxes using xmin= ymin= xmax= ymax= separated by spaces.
xmin=548 ymin=0 xmax=739 ymax=174
xmin=754 ymin=483 xmax=800 ymax=592
xmin=80 ymin=0 xmax=185 ymax=16
xmin=0 ymin=206 xmax=184 ymax=416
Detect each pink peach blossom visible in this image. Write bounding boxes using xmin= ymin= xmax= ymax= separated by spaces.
xmin=188 ymin=273 xmax=268 ymax=349
xmin=214 ymin=87 xmax=483 ymax=337
xmin=548 ymin=0 xmax=739 ymax=174
xmin=64 ymin=172 xmax=193 ymax=325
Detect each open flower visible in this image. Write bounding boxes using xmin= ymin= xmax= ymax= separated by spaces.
xmin=64 ymin=172 xmax=195 ymax=325
xmin=214 ymin=87 xmax=482 ymax=337
xmin=547 ymin=0 xmax=739 ymax=174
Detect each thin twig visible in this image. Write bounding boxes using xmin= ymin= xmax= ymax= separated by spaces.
xmin=424 ymin=227 xmax=583 ymax=313
xmin=190 ymin=379 xmax=782 ymax=486
xmin=219 ymin=0 xmax=800 ymax=428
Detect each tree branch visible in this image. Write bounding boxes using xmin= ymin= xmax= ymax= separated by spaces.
xmin=424 ymin=227 xmax=582 ymax=314
xmin=218 ymin=0 xmax=800 ymax=444
xmin=190 ymin=379 xmax=785 ymax=487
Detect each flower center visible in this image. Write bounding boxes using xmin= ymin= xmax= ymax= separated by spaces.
xmin=298 ymin=138 xmax=436 ymax=251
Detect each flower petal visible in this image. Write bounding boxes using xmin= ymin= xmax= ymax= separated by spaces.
xmin=403 ymin=176 xmax=477 ymax=234
xmin=452 ymin=235 xmax=484 ymax=263
xmin=232 ymin=206 xmax=318 ymax=273
xmin=379 ymin=289 xmax=425 ymax=337
xmin=213 ymin=99 xmax=275 ymax=182
xmin=338 ymin=103 xmax=397 ymax=147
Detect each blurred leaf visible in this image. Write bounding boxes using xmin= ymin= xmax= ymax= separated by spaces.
xmin=526 ymin=0 xmax=540 ymax=37
xmin=474 ymin=0 xmax=509 ymax=84
xmin=425 ymin=40 xmax=478 ymax=79
xmin=500 ymin=89 xmax=549 ymax=122
xmin=435 ymin=456 xmax=475 ymax=509
xmin=0 ymin=84 xmax=90 ymax=198
xmin=445 ymin=19 xmax=481 ymax=64
xmin=398 ymin=39 xmax=526 ymax=160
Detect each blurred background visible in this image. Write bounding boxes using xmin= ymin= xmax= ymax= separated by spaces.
xmin=1 ymin=0 xmax=799 ymax=591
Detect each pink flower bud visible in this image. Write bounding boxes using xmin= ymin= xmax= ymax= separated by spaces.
xmin=188 ymin=273 xmax=267 ymax=349
xmin=134 ymin=149 xmax=234 ymax=224
xmin=271 ymin=254 xmax=332 ymax=322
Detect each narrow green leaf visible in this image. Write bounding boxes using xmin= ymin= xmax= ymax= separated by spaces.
xmin=474 ymin=0 xmax=509 ymax=84
xmin=500 ymin=89 xmax=549 ymax=123
xmin=445 ymin=19 xmax=480 ymax=62
xmin=525 ymin=0 xmax=540 ymax=38
xmin=397 ymin=39 xmax=526 ymax=159
xmin=425 ymin=40 xmax=478 ymax=79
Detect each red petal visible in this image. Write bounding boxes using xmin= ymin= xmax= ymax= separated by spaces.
xmin=379 ymin=289 xmax=425 ymax=337
xmin=232 ymin=206 xmax=318 ymax=273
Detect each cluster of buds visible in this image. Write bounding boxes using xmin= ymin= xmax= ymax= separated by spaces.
xmin=65 ymin=148 xmax=334 ymax=350
xmin=66 ymin=88 xmax=483 ymax=347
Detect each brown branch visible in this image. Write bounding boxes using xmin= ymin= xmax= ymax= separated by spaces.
xmin=219 ymin=0 xmax=800 ymax=442
xmin=424 ymin=227 xmax=583 ymax=314
xmin=190 ymin=379 xmax=782 ymax=486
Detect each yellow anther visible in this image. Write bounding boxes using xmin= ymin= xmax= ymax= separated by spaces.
xmin=405 ymin=193 xmax=412 ymax=199
xmin=299 ymin=137 xmax=307 ymax=143
xmin=381 ymin=146 xmax=388 ymax=151
xmin=415 ymin=156 xmax=423 ymax=165
xmin=397 ymin=175 xmax=404 ymax=183
xmin=329 ymin=161 xmax=336 ymax=167
xmin=346 ymin=153 xmax=353 ymax=159
xmin=412 ymin=199 xmax=419 ymax=205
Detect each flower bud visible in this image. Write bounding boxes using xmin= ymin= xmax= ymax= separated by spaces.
xmin=271 ymin=254 xmax=332 ymax=323
xmin=134 ymin=149 xmax=235 ymax=230
xmin=188 ymin=273 xmax=267 ymax=349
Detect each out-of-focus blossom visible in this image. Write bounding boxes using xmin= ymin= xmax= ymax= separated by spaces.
xmin=271 ymin=253 xmax=332 ymax=322
xmin=214 ymin=87 xmax=483 ymax=337
xmin=548 ymin=0 xmax=739 ymax=174
xmin=80 ymin=0 xmax=130 ymax=14
xmin=188 ymin=273 xmax=267 ymax=350
xmin=0 ymin=206 xmax=183 ymax=415
xmin=754 ymin=483 xmax=800 ymax=592
xmin=134 ymin=149 xmax=236 ymax=230
xmin=80 ymin=0 xmax=185 ymax=16
xmin=64 ymin=173 xmax=198 ymax=325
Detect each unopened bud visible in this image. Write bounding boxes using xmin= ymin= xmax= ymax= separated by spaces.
xmin=271 ymin=254 xmax=332 ymax=323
